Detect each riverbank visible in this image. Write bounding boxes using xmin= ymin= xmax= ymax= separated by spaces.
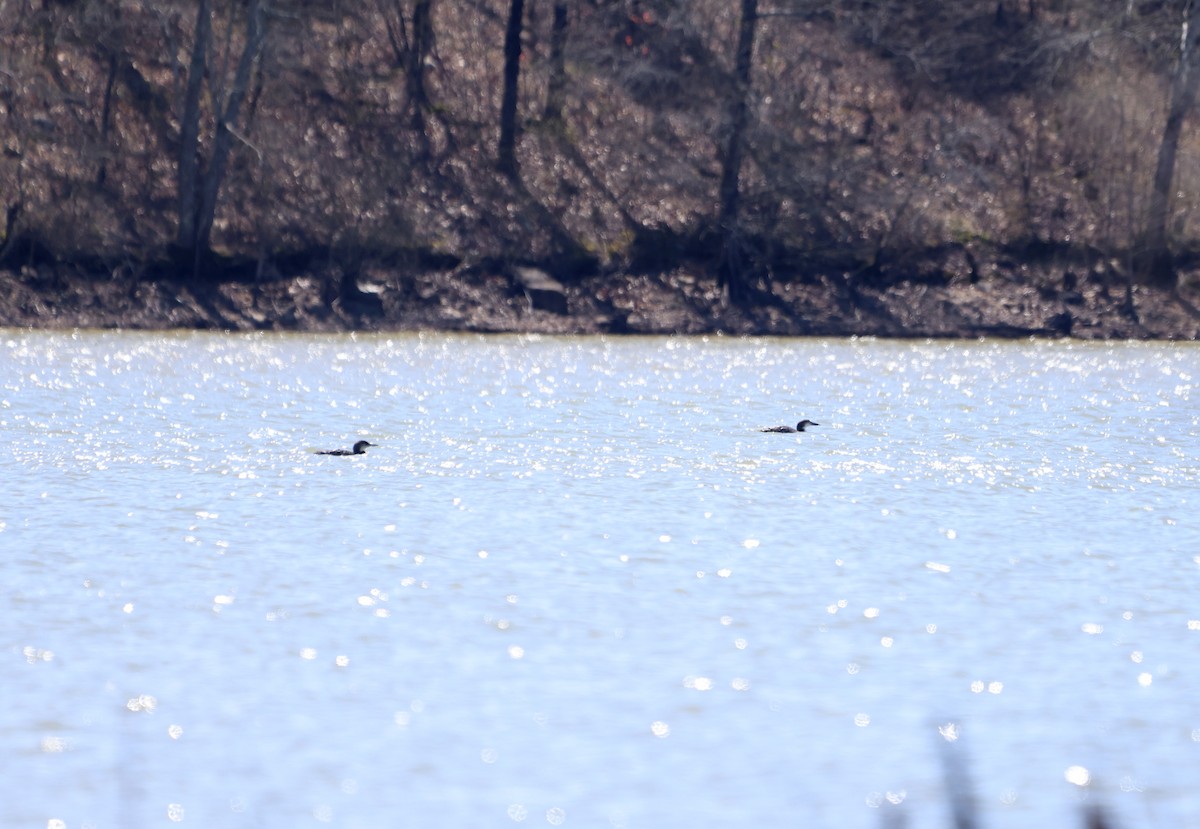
xmin=7 ymin=2 xmax=1200 ymax=345
xmin=3 ymin=258 xmax=1200 ymax=339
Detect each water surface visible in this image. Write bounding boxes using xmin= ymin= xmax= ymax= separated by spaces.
xmin=3 ymin=331 xmax=1199 ymax=828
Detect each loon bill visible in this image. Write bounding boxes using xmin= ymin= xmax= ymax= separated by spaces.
xmin=316 ymin=440 xmax=377 ymax=456
xmin=761 ymin=420 xmax=819 ymax=433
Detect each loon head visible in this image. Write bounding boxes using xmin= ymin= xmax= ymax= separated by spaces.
xmin=796 ymin=420 xmax=819 ymax=431
xmin=351 ymin=440 xmax=377 ymax=454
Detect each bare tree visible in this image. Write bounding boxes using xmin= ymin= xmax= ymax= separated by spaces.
xmin=175 ymin=0 xmax=271 ymax=275
xmin=1137 ymin=0 xmax=1200 ymax=287
xmin=543 ymin=1 xmax=569 ymax=122
xmin=497 ymin=0 xmax=526 ymax=177
xmin=175 ymin=0 xmax=212 ymax=259
xmin=718 ymin=0 xmax=759 ymax=305
xmin=377 ymin=0 xmax=440 ymax=155
xmin=0 ymin=169 xmax=23 ymax=267
xmin=384 ymin=0 xmax=436 ymax=132
xmin=409 ymin=0 xmax=436 ymax=129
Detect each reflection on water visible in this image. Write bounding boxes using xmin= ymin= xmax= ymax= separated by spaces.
xmin=2 ymin=331 xmax=1199 ymax=828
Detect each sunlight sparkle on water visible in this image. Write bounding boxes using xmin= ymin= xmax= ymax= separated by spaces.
xmin=4 ymin=333 xmax=1199 ymax=828
xmin=126 ymin=695 xmax=157 ymax=713
xmin=1065 ymin=766 xmax=1091 ymax=786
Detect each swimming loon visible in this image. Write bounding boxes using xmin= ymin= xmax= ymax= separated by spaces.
xmin=761 ymin=420 xmax=819 ymax=433
xmin=316 ymin=440 xmax=377 ymax=456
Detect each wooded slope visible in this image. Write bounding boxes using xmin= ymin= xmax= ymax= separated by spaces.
xmin=3 ymin=1 xmax=1200 ymax=334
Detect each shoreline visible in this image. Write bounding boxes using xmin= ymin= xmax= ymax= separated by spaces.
xmin=3 ymin=263 xmax=1200 ymax=340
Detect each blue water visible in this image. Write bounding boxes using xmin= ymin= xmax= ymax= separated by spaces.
xmin=3 ymin=331 xmax=1199 ymax=828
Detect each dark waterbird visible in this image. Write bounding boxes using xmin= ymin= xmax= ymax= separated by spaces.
xmin=315 ymin=440 xmax=377 ymax=456
xmin=761 ymin=419 xmax=819 ymax=433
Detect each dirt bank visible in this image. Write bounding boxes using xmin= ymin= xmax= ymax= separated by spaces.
xmin=4 ymin=258 xmax=1200 ymax=340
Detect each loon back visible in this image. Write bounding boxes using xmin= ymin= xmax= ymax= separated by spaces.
xmin=761 ymin=419 xmax=819 ymax=433
xmin=316 ymin=440 xmax=377 ymax=456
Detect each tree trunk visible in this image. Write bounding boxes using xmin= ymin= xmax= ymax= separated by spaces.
xmin=407 ymin=0 xmax=434 ymax=132
xmin=497 ymin=0 xmax=526 ymax=177
xmin=543 ymin=2 xmax=568 ymax=122
xmin=96 ymin=51 xmax=118 ymax=187
xmin=173 ymin=0 xmax=269 ymax=275
xmin=717 ymin=0 xmax=758 ymax=305
xmin=0 ymin=200 xmax=22 ymax=266
xmin=175 ymin=0 xmax=211 ymax=253
xmin=193 ymin=0 xmax=269 ymax=258
xmin=1137 ymin=0 xmax=1200 ymax=288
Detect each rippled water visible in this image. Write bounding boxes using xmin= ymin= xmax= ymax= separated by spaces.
xmin=3 ymin=331 xmax=1199 ymax=828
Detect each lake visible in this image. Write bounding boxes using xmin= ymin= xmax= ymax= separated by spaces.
xmin=3 ymin=331 xmax=1199 ymax=829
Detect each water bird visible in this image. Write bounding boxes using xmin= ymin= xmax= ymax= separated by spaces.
xmin=761 ymin=420 xmax=819 ymax=433
xmin=315 ymin=440 xmax=377 ymax=456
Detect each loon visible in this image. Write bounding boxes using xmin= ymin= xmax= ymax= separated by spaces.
xmin=316 ymin=440 xmax=377 ymax=456
xmin=761 ymin=420 xmax=819 ymax=433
